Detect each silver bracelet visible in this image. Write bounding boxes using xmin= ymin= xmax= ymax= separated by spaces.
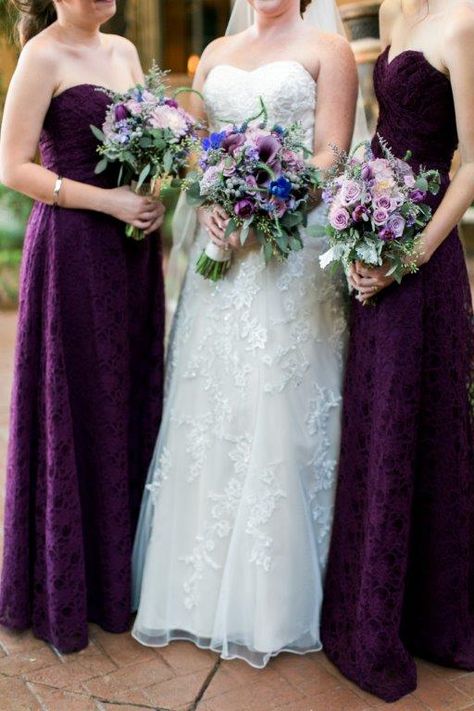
xmin=53 ymin=175 xmax=63 ymax=206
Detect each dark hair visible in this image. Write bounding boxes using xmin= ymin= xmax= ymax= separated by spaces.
xmin=9 ymin=0 xmax=57 ymax=46
xmin=300 ymin=0 xmax=311 ymax=14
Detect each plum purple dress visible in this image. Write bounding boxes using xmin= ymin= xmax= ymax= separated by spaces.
xmin=321 ymin=49 xmax=474 ymax=702
xmin=0 ymin=85 xmax=165 ymax=653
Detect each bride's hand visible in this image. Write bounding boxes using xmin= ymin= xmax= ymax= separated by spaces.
xmin=199 ymin=206 xmax=258 ymax=250
xmin=198 ymin=206 xmax=230 ymax=248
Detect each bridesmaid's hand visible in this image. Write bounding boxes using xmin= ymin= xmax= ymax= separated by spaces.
xmin=105 ymin=186 xmax=165 ymax=233
xmin=349 ymin=261 xmax=395 ymax=302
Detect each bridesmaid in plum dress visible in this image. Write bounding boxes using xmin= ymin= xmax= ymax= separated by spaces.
xmin=321 ymin=0 xmax=474 ymax=702
xmin=0 ymin=0 xmax=165 ymax=652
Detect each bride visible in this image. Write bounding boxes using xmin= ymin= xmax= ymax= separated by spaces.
xmin=132 ymin=0 xmax=359 ymax=667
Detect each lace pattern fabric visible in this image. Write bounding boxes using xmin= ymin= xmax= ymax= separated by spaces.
xmin=132 ymin=61 xmax=348 ymax=666
xmin=0 ymin=86 xmax=165 ymax=653
xmin=321 ymin=49 xmax=474 ymax=702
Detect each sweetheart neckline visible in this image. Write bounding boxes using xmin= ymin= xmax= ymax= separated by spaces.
xmin=383 ymin=46 xmax=450 ymax=82
xmin=204 ymin=60 xmax=316 ymax=90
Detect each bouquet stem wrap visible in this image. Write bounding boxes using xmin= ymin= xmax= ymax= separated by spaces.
xmin=196 ymin=241 xmax=232 ymax=281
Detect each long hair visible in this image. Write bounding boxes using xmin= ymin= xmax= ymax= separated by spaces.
xmin=9 ymin=0 xmax=57 ymax=46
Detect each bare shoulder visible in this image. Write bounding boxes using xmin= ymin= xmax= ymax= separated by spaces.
xmin=200 ymin=34 xmax=234 ymax=66
xmin=104 ymin=33 xmax=140 ymax=59
xmin=444 ymin=2 xmax=474 ymax=44
xmin=312 ymin=30 xmax=356 ymax=69
xmin=16 ymin=29 xmax=59 ymax=76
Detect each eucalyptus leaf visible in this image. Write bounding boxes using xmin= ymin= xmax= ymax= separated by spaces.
xmin=94 ymin=158 xmax=108 ymax=175
xmin=225 ymin=219 xmax=238 ymax=239
xmin=136 ymin=164 xmax=151 ymax=190
xmin=90 ymin=124 xmax=106 ymax=143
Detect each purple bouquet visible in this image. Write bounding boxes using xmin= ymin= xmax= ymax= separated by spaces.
xmin=185 ymin=100 xmax=320 ymax=280
xmin=91 ymin=64 xmax=201 ymax=240
xmin=318 ymin=137 xmax=440 ymax=282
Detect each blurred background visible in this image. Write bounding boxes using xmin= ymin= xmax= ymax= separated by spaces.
xmin=0 ymin=0 xmax=472 ymax=308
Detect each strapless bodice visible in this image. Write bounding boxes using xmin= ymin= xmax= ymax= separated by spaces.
xmin=203 ymin=60 xmax=317 ymax=150
xmin=40 ymin=84 xmax=116 ymax=188
xmin=372 ymin=48 xmax=458 ymax=173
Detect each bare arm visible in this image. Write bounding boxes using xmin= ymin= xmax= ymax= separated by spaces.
xmin=0 ymin=37 xmax=164 ymax=231
xmin=0 ymin=40 xmax=108 ymax=210
xmin=311 ymin=35 xmax=358 ymax=170
xmin=418 ymin=11 xmax=474 ymax=263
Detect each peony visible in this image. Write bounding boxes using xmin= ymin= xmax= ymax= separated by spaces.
xmin=340 ymin=179 xmax=362 ymax=206
xmin=329 ymin=205 xmax=351 ymax=231
xmin=149 ymin=105 xmax=188 ymax=135
xmin=404 ymin=173 xmax=416 ymax=188
xmin=373 ymin=207 xmax=389 ymax=226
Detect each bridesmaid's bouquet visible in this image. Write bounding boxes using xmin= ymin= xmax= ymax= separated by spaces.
xmin=91 ymin=64 xmax=201 ymax=240
xmin=318 ymin=137 xmax=440 ymax=282
xmin=184 ymin=100 xmax=321 ymax=280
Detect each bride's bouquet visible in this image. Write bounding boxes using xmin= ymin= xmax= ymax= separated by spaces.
xmin=91 ymin=64 xmax=201 ymax=240
xmin=184 ymin=100 xmax=321 ymax=280
xmin=318 ymin=137 xmax=440 ymax=283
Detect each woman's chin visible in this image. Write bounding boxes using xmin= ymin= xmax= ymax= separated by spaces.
xmin=94 ymin=0 xmax=116 ymax=18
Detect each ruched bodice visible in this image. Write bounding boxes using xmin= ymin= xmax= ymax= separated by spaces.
xmin=372 ymin=48 xmax=458 ymax=173
xmin=41 ymin=84 xmax=114 ymax=187
xmin=203 ymin=61 xmax=317 ymax=150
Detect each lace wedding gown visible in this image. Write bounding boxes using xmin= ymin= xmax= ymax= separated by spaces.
xmin=132 ymin=60 xmax=347 ymax=667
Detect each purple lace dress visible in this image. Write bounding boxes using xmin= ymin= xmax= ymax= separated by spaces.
xmin=321 ymin=49 xmax=474 ymax=702
xmin=0 ymin=85 xmax=165 ymax=653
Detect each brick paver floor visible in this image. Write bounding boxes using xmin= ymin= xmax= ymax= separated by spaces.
xmin=2 ymin=302 xmax=474 ymax=710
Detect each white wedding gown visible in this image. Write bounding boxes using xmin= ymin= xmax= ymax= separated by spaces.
xmin=132 ymin=60 xmax=348 ymax=667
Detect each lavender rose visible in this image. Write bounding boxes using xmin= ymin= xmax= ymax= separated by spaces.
xmin=340 ymin=179 xmax=362 ymax=206
xmin=373 ymin=207 xmax=389 ymax=226
xmin=374 ymin=195 xmax=392 ymax=211
xmin=386 ymin=213 xmax=406 ymax=238
xmin=329 ymin=206 xmax=351 ymax=231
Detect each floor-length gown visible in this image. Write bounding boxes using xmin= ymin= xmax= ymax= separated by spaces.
xmin=321 ymin=48 xmax=474 ymax=702
xmin=132 ymin=60 xmax=348 ymax=667
xmin=0 ymin=85 xmax=165 ymax=653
